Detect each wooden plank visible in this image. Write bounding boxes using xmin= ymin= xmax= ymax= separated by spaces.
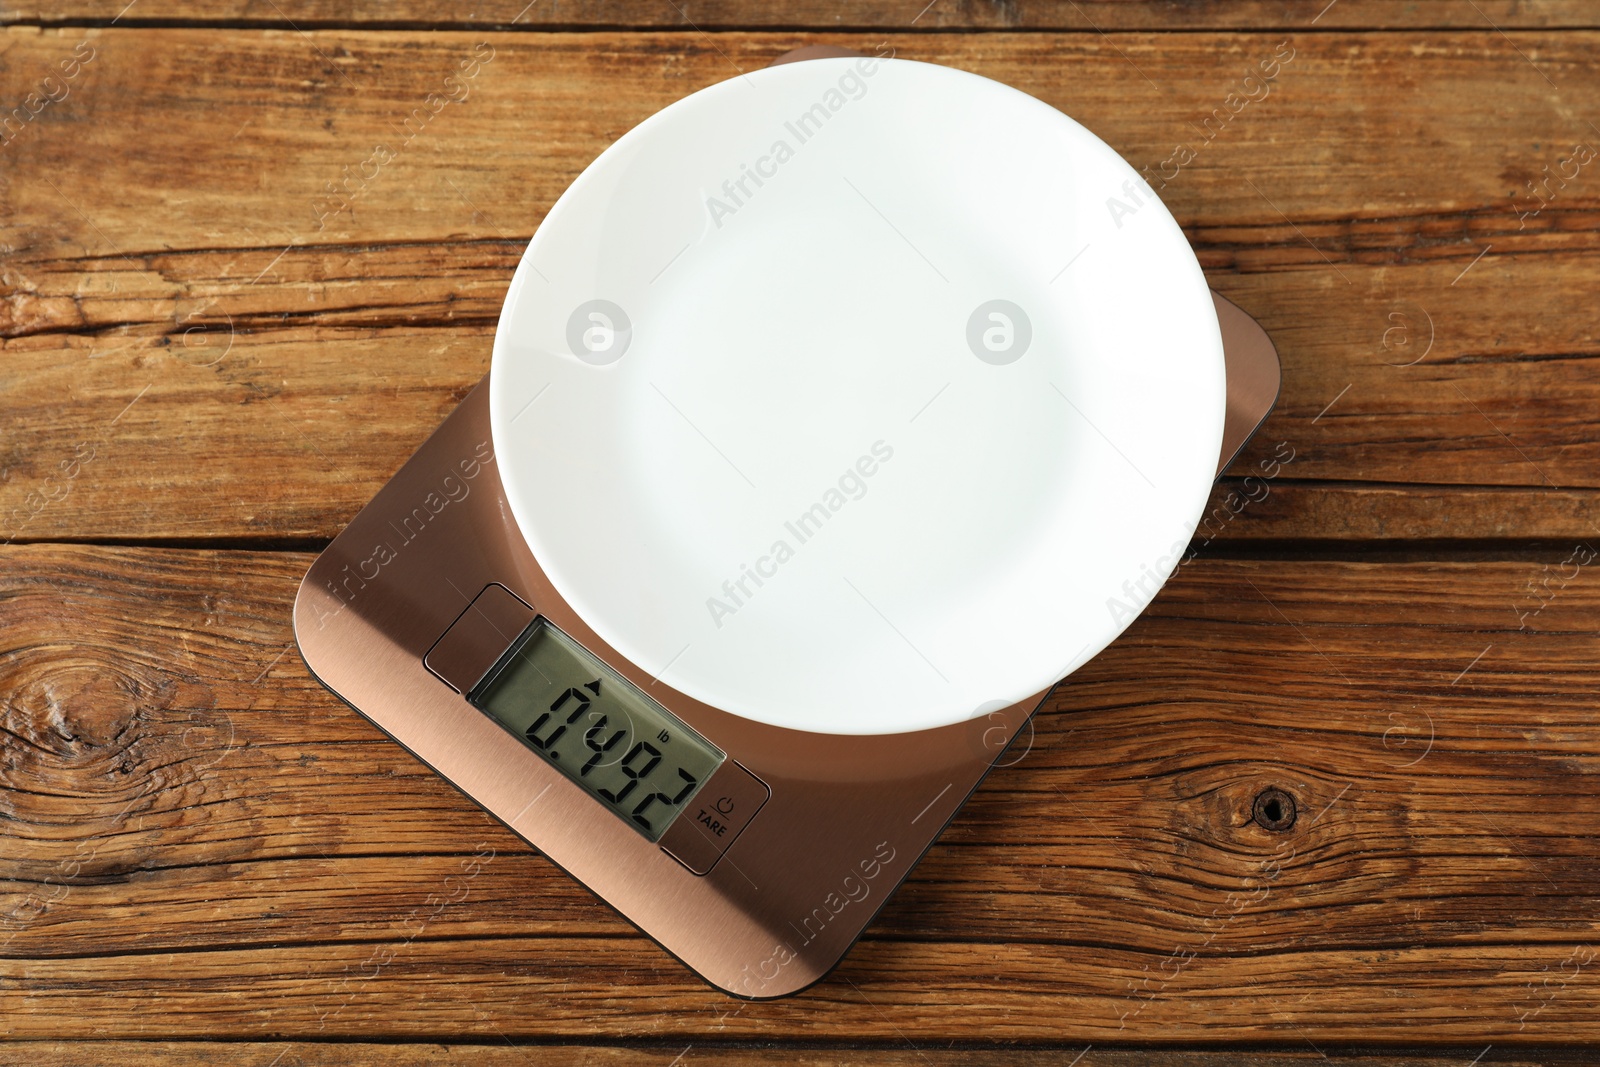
xmin=1203 ymin=481 xmax=1600 ymax=545
xmin=4 ymin=30 xmax=1596 ymax=251
xmin=6 ymin=258 xmax=1600 ymax=543
xmin=4 ymin=545 xmax=1600 ymax=1040
xmin=1 ymin=29 xmax=1597 ymax=541
xmin=1 ymin=0 xmax=1594 ymax=31
xmin=15 ymin=936 xmax=1600 ymax=1041
xmin=0 ymin=1045 xmax=1565 ymax=1067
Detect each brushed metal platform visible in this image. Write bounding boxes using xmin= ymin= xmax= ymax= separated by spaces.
xmin=291 ymin=294 xmax=1276 ymax=998
xmin=292 ymin=376 xmax=1050 ymax=998
xmin=294 ymin=41 xmax=1279 ymax=997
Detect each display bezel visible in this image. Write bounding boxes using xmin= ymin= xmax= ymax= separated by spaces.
xmin=467 ymin=615 xmax=725 ymax=842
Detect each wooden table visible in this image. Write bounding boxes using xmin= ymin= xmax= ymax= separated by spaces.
xmin=3 ymin=2 xmax=1598 ymax=1062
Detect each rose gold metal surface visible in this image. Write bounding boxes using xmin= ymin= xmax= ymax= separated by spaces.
xmin=768 ymin=44 xmax=862 ymax=66
xmin=659 ymin=760 xmax=771 ymax=874
xmin=294 ymin=380 xmax=1047 ymax=998
xmin=1213 ymin=292 xmax=1282 ymax=476
xmin=424 ymin=583 xmax=537 ymax=693
xmin=293 ymin=47 xmax=1281 ymax=997
xmin=293 ymin=322 xmax=1274 ymax=996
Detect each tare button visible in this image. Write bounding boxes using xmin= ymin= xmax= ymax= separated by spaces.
xmin=659 ymin=760 xmax=769 ymax=875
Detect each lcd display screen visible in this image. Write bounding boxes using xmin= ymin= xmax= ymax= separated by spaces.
xmin=468 ymin=617 xmax=724 ymax=841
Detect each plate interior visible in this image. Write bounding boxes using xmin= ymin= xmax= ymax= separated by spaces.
xmin=490 ymin=57 xmax=1224 ymax=735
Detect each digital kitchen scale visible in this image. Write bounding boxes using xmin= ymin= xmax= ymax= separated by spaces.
xmin=294 ymin=47 xmax=1280 ymax=998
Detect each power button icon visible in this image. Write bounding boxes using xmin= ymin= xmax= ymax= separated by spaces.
xmin=659 ymin=762 xmax=771 ymax=875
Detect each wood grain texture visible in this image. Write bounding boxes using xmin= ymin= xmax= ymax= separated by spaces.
xmin=4 ymin=30 xmax=1595 ymax=248
xmin=3 ymin=9 xmax=1599 ymax=1057
xmin=1 ymin=0 xmax=1595 ymax=31
xmin=0 ymin=1046 xmax=1583 ymax=1067
xmin=1 ymin=28 xmax=1597 ymax=542
xmin=4 ymin=545 xmax=1600 ymax=1042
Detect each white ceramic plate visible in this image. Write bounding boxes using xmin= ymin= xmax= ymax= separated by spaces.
xmin=490 ymin=56 xmax=1223 ymax=736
